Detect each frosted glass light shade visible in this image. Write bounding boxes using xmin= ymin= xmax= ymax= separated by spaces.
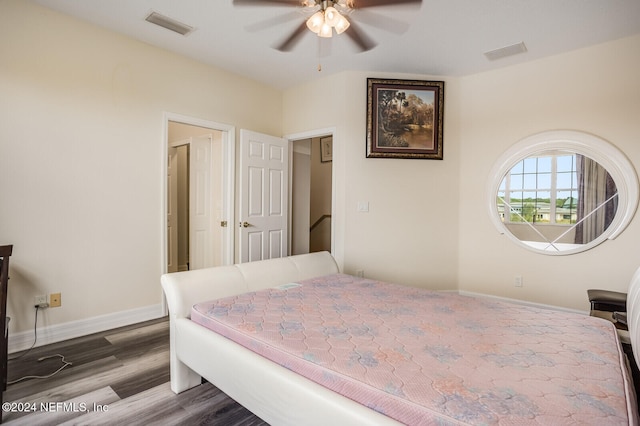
xmin=334 ymin=15 xmax=350 ymax=34
xmin=318 ymin=22 xmax=333 ymax=38
xmin=324 ymin=7 xmax=340 ymax=26
xmin=306 ymin=11 xmax=324 ymax=34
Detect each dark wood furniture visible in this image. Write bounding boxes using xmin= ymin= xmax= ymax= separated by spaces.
xmin=0 ymin=244 xmax=13 ymax=423
xmin=588 ymin=288 xmax=627 ymax=312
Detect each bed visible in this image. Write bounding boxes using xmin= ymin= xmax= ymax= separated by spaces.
xmin=161 ymin=252 xmax=639 ymax=425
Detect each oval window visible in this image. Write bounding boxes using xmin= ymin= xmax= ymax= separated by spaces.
xmin=488 ymin=130 xmax=639 ymax=255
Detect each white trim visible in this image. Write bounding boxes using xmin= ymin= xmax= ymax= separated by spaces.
xmin=487 ymin=130 xmax=639 ymax=255
xmin=8 ymin=304 xmax=164 ymax=354
xmin=284 ymin=127 xmax=336 ymax=142
xmin=224 ymin=126 xmax=236 ymax=264
xmin=457 ymin=290 xmax=587 ymax=315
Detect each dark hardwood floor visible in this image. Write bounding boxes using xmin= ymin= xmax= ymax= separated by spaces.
xmin=2 ymin=318 xmax=268 ymax=425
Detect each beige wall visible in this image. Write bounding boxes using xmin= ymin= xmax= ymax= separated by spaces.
xmin=284 ymin=72 xmax=462 ymax=290
xmin=0 ymin=0 xmax=282 ymax=334
xmin=284 ymin=34 xmax=640 ymax=311
xmin=456 ymin=35 xmax=640 ymax=310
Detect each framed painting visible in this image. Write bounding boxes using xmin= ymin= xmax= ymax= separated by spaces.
xmin=366 ymin=78 xmax=444 ymax=159
xmin=320 ymin=136 xmax=332 ymax=163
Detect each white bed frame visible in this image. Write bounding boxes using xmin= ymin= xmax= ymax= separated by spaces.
xmin=162 ymin=251 xmax=640 ymax=425
xmin=161 ymin=251 xmax=402 ymax=426
xmin=626 ymin=266 xmax=640 ymax=373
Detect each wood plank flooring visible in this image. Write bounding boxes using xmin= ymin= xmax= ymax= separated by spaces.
xmin=2 ymin=318 xmax=268 ymax=425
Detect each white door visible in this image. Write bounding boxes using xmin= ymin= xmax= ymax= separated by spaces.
xmin=239 ymin=130 xmax=289 ymax=263
xmin=189 ymin=135 xmax=215 ymax=269
xmin=167 ymin=147 xmax=179 ymax=273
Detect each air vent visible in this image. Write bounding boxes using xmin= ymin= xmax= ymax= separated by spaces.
xmin=145 ymin=11 xmax=194 ymax=36
xmin=484 ymin=42 xmax=527 ymax=61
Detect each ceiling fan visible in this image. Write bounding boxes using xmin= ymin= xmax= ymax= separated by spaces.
xmin=232 ymin=0 xmax=423 ymax=53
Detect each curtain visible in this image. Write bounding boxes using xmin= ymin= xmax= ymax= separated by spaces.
xmin=574 ymin=155 xmax=618 ymax=244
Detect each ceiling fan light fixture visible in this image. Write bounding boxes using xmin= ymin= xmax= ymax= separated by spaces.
xmin=306 ymin=11 xmax=324 ymax=34
xmin=318 ymin=22 xmax=333 ymax=38
xmin=324 ymin=6 xmax=340 ymax=26
xmin=334 ymin=14 xmax=350 ymax=34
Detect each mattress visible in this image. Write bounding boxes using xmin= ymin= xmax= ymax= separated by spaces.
xmin=191 ymin=273 xmax=637 ymax=425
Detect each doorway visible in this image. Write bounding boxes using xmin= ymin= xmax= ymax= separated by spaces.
xmin=162 ymin=114 xmax=235 ymax=275
xmin=290 ymin=134 xmax=333 ymax=255
xmin=162 ymin=116 xmax=334 ymax=275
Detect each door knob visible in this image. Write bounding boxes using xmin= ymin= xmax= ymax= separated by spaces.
xmin=241 ymin=221 xmax=251 ymax=228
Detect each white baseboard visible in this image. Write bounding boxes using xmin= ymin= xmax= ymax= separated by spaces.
xmin=457 ymin=290 xmax=588 ymax=315
xmin=8 ymin=304 xmax=165 ymax=354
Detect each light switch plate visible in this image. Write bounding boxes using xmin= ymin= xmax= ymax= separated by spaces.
xmin=357 ymin=201 xmax=369 ymax=212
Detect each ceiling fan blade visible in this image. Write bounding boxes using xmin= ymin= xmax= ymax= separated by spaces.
xmin=233 ymin=0 xmax=305 ymax=6
xmin=245 ymin=11 xmax=302 ymax=32
xmin=274 ymin=22 xmax=308 ymax=52
xmin=354 ymin=9 xmax=410 ymax=34
xmin=345 ymin=21 xmax=376 ymax=52
xmin=353 ymin=0 xmax=422 ymax=8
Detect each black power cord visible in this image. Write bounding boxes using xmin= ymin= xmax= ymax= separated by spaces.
xmin=8 ymin=305 xmax=41 ymax=361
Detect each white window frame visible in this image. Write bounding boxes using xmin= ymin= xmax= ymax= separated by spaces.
xmin=487 ymin=130 xmax=639 ymax=255
xmin=500 ymin=152 xmax=578 ymax=226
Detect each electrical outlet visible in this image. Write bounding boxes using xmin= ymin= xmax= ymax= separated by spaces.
xmin=50 ymin=292 xmax=62 ymax=308
xmin=34 ymin=295 xmax=47 ymax=306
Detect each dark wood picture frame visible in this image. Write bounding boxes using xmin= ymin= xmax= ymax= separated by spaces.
xmin=366 ymin=78 xmax=444 ymax=160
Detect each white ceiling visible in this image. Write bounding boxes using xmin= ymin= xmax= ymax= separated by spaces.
xmin=33 ymin=0 xmax=640 ymax=90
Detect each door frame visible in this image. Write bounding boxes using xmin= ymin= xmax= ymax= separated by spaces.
xmin=285 ymin=127 xmax=337 ymax=257
xmin=161 ymin=113 xmax=236 ymax=312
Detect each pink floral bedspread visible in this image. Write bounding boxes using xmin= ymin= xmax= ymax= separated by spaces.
xmin=191 ymin=274 xmax=637 ymax=425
